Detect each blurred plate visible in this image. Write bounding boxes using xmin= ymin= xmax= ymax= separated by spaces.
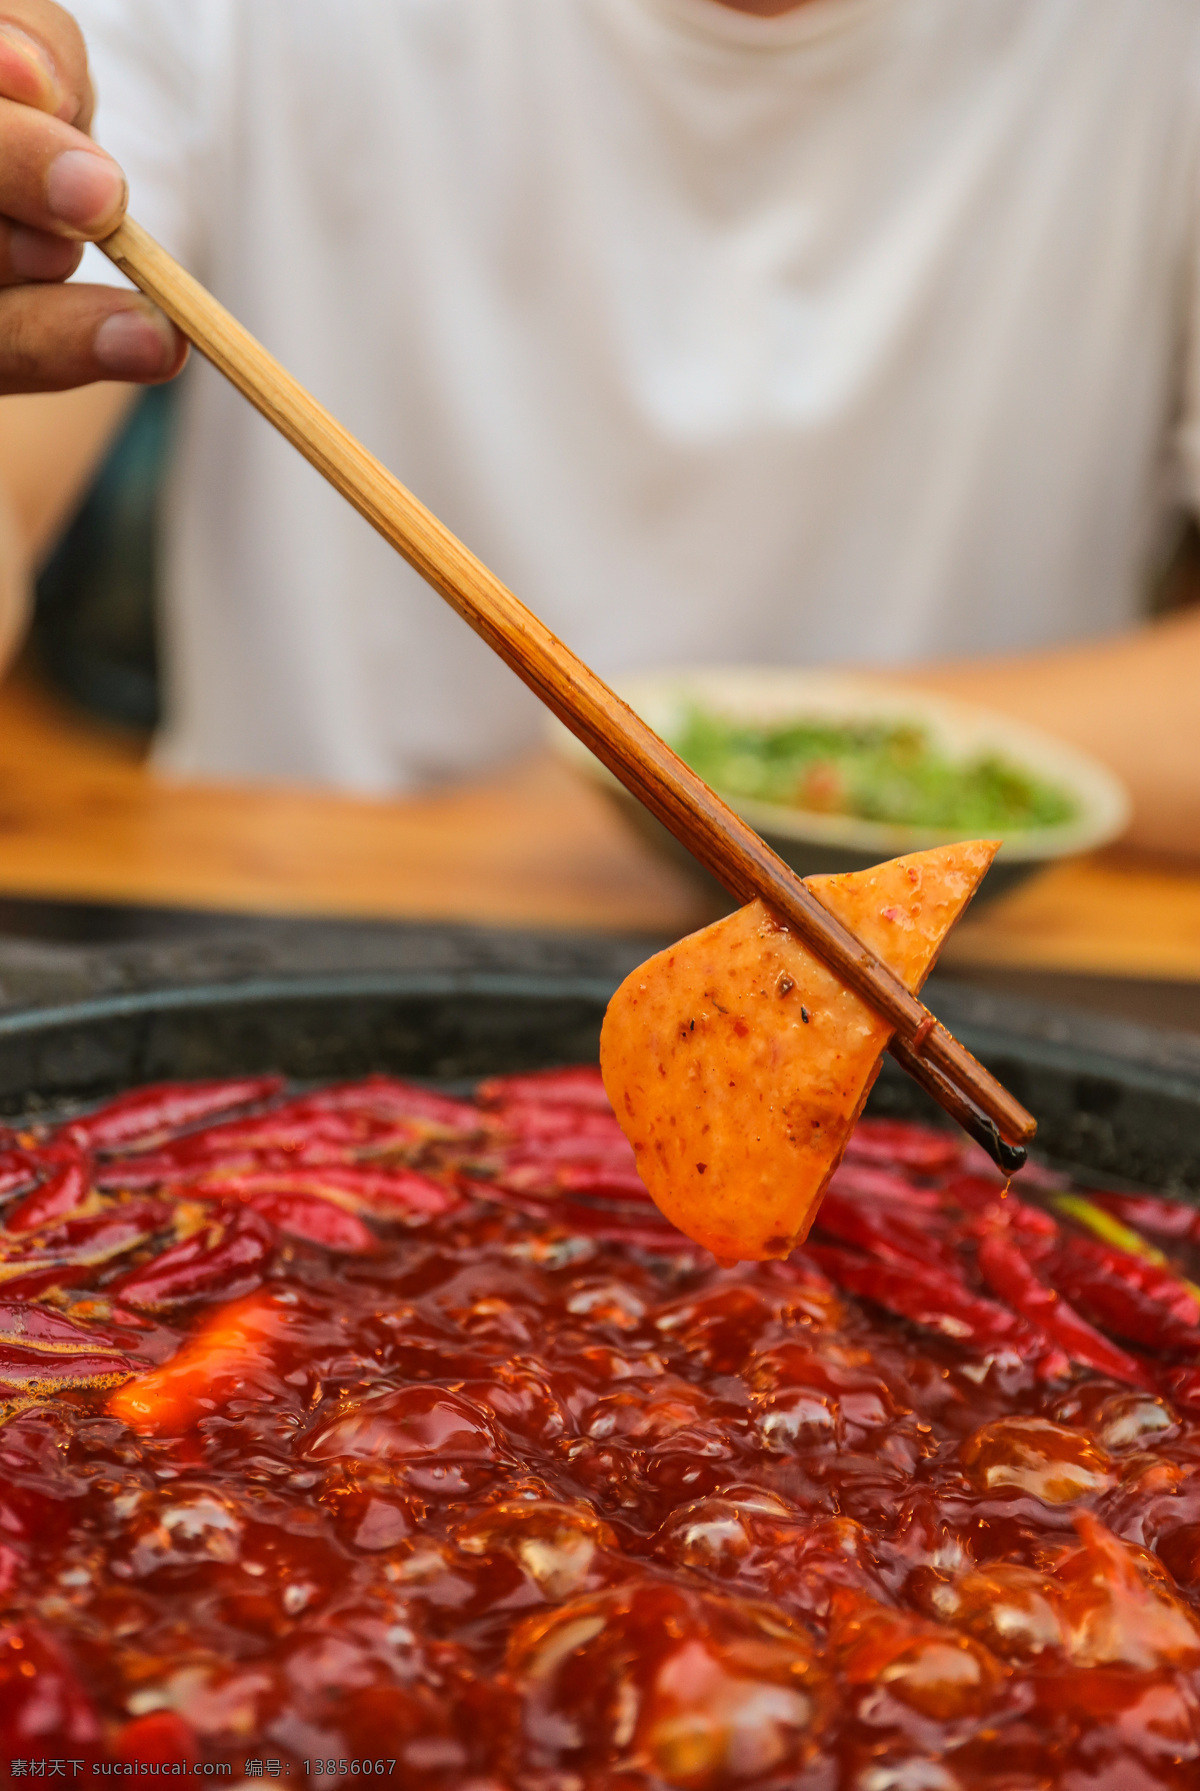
xmin=549 ymin=667 xmax=1131 ymax=907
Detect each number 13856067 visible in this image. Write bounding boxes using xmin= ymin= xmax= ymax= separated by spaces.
xmin=303 ymin=1767 xmax=395 ymax=1777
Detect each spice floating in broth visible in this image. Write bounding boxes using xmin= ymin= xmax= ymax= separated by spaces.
xmin=600 ymin=841 xmax=996 ymax=1263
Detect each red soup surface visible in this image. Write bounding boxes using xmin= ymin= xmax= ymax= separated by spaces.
xmin=4 ymin=1068 xmax=1200 ymax=1788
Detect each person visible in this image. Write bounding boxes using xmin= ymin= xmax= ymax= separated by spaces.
xmin=0 ymin=0 xmax=1197 ymax=855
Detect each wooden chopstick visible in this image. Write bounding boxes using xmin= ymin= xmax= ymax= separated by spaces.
xmin=101 ymin=218 xmax=1036 ymax=1158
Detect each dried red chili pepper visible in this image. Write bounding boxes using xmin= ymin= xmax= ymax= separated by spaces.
xmin=241 ymin=1191 xmax=376 ymax=1253
xmin=108 ymin=1205 xmax=277 ymax=1309
xmin=552 ymin=1163 xmax=655 ymax=1202
xmin=4 ymin=1145 xmax=92 ymax=1234
xmin=177 ymin=1163 xmax=457 ymax=1221
xmin=1070 ymin=1231 xmax=1200 ymax=1322
xmin=492 ymin=1148 xmax=649 ymax=1204
xmin=0 ymin=1298 xmax=141 ymax=1357
xmin=841 ymin=1118 xmax=964 ymax=1175
xmin=975 ymin=1231 xmax=1154 ymax=1390
xmin=807 ymin=1242 xmax=1069 ymax=1375
xmin=98 ymin=1136 xmax=427 ymax=1188
xmin=488 ymin=1146 xmax=641 ymax=1196
xmin=1087 ymin=1190 xmax=1200 ymax=1243
xmin=941 ymin=1171 xmax=1011 ymax=1212
xmin=487 ymin=1101 xmax=631 ymax=1145
xmin=95 ymin=1147 xmax=254 ymax=1188
xmin=1050 ymin=1233 xmax=1200 ymax=1354
xmin=477 ymin=1066 xmax=613 ymax=1111
xmin=217 ymin=1113 xmax=393 ymax=1150
xmin=826 ymin=1162 xmax=948 ymax=1211
xmin=94 ymin=1112 xmax=426 ymax=1187
xmin=0 ymin=1299 xmax=136 ymax=1394
xmin=812 ymin=1191 xmax=961 ymax=1276
xmin=944 ymin=1173 xmax=1060 ymax=1233
xmin=303 ymin=1074 xmax=485 ymax=1132
xmin=116 ymin=1107 xmax=413 ymax=1163
xmin=948 ymin=1182 xmax=1060 ymax=1265
xmin=60 ymin=1075 xmax=283 ymax=1154
xmin=0 ymin=1341 xmax=135 ymax=1397
xmin=171 ymin=1087 xmax=462 ymax=1153
xmin=0 ymin=1149 xmax=40 ymax=1200
xmin=489 ymin=1128 xmax=638 ymax=1166
xmin=0 ymin=1201 xmax=170 ymax=1298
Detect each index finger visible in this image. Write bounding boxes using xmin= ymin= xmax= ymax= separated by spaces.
xmin=0 ymin=3 xmax=93 ymax=127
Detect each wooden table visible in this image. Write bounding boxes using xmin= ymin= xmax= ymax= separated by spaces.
xmin=1 ymin=667 xmax=1199 ymax=982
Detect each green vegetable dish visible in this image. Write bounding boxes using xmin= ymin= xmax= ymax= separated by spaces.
xmin=673 ymin=709 xmax=1079 ymax=833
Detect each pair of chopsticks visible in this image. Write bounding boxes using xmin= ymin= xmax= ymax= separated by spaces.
xmin=100 ymin=219 xmax=1036 ymax=1172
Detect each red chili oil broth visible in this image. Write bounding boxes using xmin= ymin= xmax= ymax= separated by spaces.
xmin=1 ymin=1069 xmax=1200 ymax=1785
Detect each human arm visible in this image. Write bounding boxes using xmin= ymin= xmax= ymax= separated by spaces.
xmin=0 ymin=0 xmax=192 ymax=672
xmin=0 ymin=380 xmax=135 ymax=662
xmin=895 ymin=605 xmax=1200 ymax=859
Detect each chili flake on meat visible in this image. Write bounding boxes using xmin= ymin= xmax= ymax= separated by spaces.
xmin=3 ymin=1069 xmax=1200 ymax=1787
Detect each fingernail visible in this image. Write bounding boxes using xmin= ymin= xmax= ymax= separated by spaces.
xmin=94 ymin=306 xmax=177 ymax=378
xmin=9 ymin=225 xmax=78 ymax=281
xmin=0 ymin=23 xmax=62 ymax=111
xmin=46 ymin=148 xmax=126 ymax=235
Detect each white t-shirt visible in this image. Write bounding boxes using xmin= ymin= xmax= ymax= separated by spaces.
xmin=73 ymin=0 xmax=1200 ymax=792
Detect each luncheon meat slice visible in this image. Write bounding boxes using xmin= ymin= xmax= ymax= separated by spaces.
xmin=599 ymin=841 xmax=996 ymax=1262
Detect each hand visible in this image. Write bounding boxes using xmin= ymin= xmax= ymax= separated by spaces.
xmin=0 ymin=1 xmax=186 ymax=391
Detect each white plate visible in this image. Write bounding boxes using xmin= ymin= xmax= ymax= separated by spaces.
xmin=549 ymin=667 xmax=1131 ymax=892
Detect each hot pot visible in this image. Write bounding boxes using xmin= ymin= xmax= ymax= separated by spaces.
xmin=0 ymin=921 xmax=1196 ymax=1196
xmin=5 ymin=921 xmax=1200 ymax=1783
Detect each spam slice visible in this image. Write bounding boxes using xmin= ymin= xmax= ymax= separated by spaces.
xmin=599 ymin=841 xmax=996 ymax=1262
